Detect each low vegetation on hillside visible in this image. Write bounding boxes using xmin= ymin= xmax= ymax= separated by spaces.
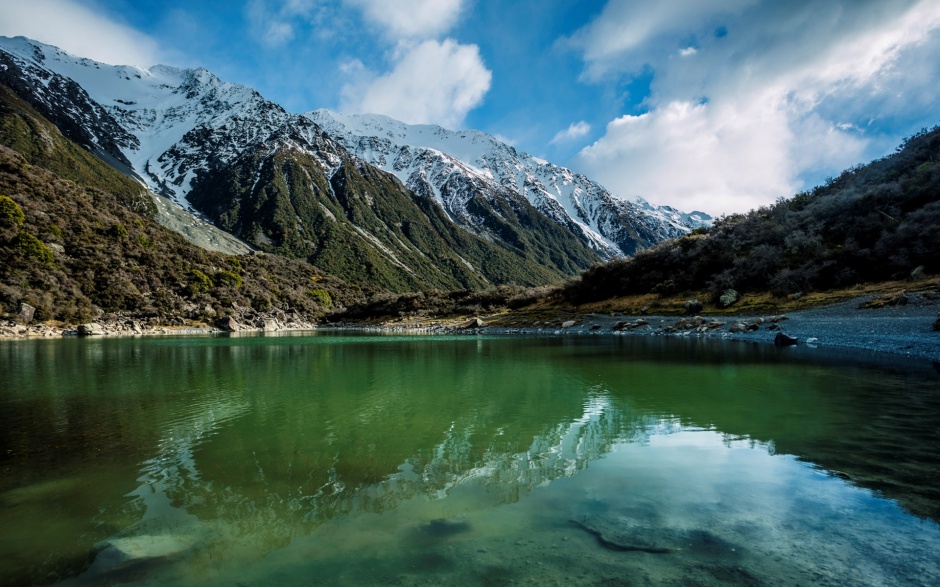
xmin=0 ymin=85 xmax=369 ymax=326
xmin=560 ymin=126 xmax=940 ymax=308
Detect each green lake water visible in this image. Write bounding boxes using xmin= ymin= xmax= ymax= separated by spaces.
xmin=1 ymin=332 xmax=939 ymax=586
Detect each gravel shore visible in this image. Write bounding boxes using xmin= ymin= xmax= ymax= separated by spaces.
xmin=384 ymin=295 xmax=940 ymax=363
xmin=2 ymin=296 xmax=938 ymax=363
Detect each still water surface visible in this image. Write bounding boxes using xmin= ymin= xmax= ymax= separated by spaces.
xmin=1 ymin=332 xmax=939 ymax=586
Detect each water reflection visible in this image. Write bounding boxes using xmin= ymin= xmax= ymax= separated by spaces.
xmin=1 ymin=334 xmax=938 ymax=586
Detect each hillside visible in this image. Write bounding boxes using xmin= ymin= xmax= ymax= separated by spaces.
xmin=560 ymin=126 xmax=940 ymax=309
xmin=3 ymin=36 xmax=684 ymax=293
xmin=0 ymin=85 xmax=363 ymax=328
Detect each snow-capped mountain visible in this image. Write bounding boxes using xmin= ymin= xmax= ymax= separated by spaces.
xmin=306 ymin=110 xmax=710 ymax=258
xmin=0 ymin=36 xmax=289 ymax=207
xmin=0 ymin=35 xmax=708 ymax=292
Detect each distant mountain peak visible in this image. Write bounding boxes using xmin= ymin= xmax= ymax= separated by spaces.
xmin=306 ymin=109 xmax=710 ymax=258
xmin=1 ymin=35 xmax=711 ymax=294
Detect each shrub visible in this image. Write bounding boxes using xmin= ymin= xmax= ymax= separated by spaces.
xmin=13 ymin=231 xmax=54 ymax=265
xmin=215 ymin=270 xmax=243 ymax=289
xmin=0 ymin=195 xmax=25 ymax=226
xmin=188 ymin=269 xmax=214 ymax=294
xmin=307 ymin=288 xmax=333 ymax=309
xmin=108 ymin=223 xmax=128 ymax=239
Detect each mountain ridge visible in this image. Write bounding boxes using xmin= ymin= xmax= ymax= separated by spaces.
xmin=306 ymin=109 xmax=711 ymax=258
xmin=0 ymin=35 xmax=706 ymax=293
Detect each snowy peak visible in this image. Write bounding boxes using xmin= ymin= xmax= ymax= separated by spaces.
xmin=0 ymin=35 xmax=289 ymax=207
xmin=306 ymin=109 xmax=709 ymax=258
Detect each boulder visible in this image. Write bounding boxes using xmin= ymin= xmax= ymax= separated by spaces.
xmin=728 ymin=323 xmax=747 ymax=333
xmin=77 ymin=323 xmax=105 ymax=336
xmin=16 ymin=303 xmax=36 ymax=324
xmin=561 ymin=320 xmax=576 ymax=328
xmin=216 ymin=316 xmax=239 ymax=332
xmin=465 ymin=317 xmax=485 ymax=329
xmin=263 ymin=318 xmax=280 ymax=332
xmin=774 ymin=332 xmax=799 ymax=346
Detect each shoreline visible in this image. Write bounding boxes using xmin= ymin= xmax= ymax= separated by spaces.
xmin=2 ymin=296 xmax=938 ymax=363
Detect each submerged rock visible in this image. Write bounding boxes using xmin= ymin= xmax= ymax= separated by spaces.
xmin=408 ymin=518 xmax=471 ymax=545
xmin=774 ymin=332 xmax=799 ymax=346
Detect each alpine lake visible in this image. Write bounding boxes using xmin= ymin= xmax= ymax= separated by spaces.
xmin=1 ymin=331 xmax=939 ymax=586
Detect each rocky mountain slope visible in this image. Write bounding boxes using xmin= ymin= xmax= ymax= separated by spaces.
xmin=0 ymin=36 xmax=707 ymax=292
xmin=306 ymin=110 xmax=710 ymax=258
xmin=0 ymin=83 xmax=362 ymax=327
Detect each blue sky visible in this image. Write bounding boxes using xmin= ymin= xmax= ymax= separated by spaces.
xmin=2 ymin=0 xmax=940 ymax=215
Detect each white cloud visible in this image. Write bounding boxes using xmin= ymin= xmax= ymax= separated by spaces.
xmin=0 ymin=0 xmax=161 ymax=66
xmin=245 ymin=0 xmax=319 ymax=47
xmin=550 ymin=121 xmax=591 ymax=144
xmin=340 ymin=38 xmax=490 ymax=129
xmin=569 ymin=0 xmax=940 ymax=215
xmin=345 ymin=0 xmax=464 ymax=39
xmin=564 ymin=0 xmax=757 ymax=81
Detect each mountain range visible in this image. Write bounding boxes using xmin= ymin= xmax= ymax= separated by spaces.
xmin=0 ymin=36 xmax=708 ymax=293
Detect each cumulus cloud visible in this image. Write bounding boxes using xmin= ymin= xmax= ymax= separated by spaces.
xmin=550 ymin=121 xmax=591 ymax=144
xmin=345 ymin=0 xmax=464 ymax=39
xmin=0 ymin=0 xmax=161 ymax=65
xmin=568 ymin=0 xmax=940 ymax=215
xmin=340 ymin=39 xmax=491 ymax=128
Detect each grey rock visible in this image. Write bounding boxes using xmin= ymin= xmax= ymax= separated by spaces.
xmin=729 ymin=323 xmax=747 ymax=333
xmin=216 ymin=316 xmax=239 ymax=332
xmin=465 ymin=317 xmax=485 ymax=329
xmin=77 ymin=323 xmax=105 ymax=336
xmin=561 ymin=320 xmax=576 ymax=328
xmin=16 ymin=303 xmax=36 ymax=324
xmin=774 ymin=332 xmax=799 ymax=346
xmin=263 ymin=318 xmax=279 ymax=332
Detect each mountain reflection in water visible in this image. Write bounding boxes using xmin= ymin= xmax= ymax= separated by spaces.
xmin=1 ymin=333 xmax=937 ymax=586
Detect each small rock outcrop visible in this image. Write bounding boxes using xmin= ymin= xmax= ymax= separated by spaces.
xmin=262 ymin=318 xmax=279 ymax=332
xmin=216 ymin=316 xmax=239 ymax=332
xmin=465 ymin=317 xmax=485 ymax=329
xmin=16 ymin=303 xmax=36 ymax=324
xmin=77 ymin=323 xmax=105 ymax=336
